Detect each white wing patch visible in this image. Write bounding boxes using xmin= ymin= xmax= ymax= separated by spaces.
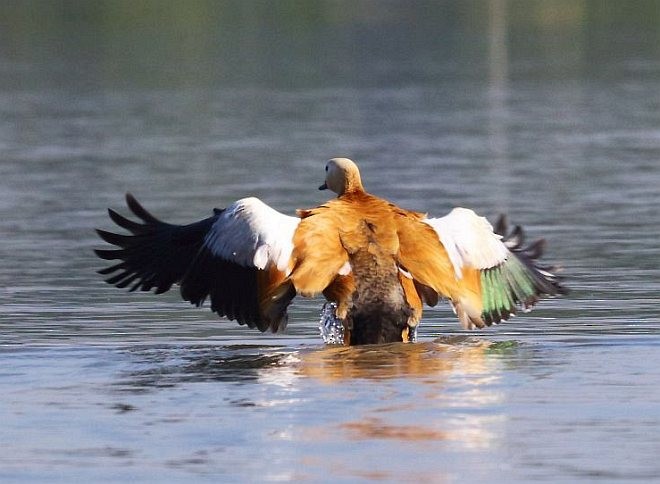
xmin=338 ymin=261 xmax=352 ymax=276
xmin=203 ymin=197 xmax=300 ymax=274
xmin=424 ymin=207 xmax=509 ymax=279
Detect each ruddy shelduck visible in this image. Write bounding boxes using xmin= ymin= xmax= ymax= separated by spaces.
xmin=96 ymin=158 xmax=565 ymax=345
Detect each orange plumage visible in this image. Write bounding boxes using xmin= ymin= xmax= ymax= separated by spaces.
xmin=96 ymin=158 xmax=565 ymax=345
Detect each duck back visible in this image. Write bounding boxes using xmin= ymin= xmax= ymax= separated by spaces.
xmin=339 ymin=213 xmax=413 ymax=344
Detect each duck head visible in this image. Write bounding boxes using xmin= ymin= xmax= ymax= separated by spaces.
xmin=319 ymin=158 xmax=364 ymax=196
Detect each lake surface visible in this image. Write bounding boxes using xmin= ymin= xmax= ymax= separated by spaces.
xmin=2 ymin=1 xmax=660 ymax=482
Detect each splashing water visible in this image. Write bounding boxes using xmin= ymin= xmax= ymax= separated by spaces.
xmin=408 ymin=325 xmax=418 ymax=343
xmin=318 ymin=302 xmax=419 ymax=344
xmin=319 ymin=302 xmax=344 ymax=345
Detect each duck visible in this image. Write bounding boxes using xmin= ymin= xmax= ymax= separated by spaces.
xmin=95 ymin=158 xmax=565 ymax=345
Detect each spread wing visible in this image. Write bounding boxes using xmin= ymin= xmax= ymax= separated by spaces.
xmin=95 ymin=194 xmax=299 ymax=332
xmin=288 ymin=202 xmax=352 ymax=297
xmin=424 ymin=208 xmax=510 ymax=278
xmin=398 ymin=207 xmax=566 ymax=329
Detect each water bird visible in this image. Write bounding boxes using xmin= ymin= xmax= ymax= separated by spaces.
xmin=95 ymin=158 xmax=565 ymax=345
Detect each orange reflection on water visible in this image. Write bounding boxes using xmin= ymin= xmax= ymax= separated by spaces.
xmin=299 ymin=337 xmax=494 ymax=383
xmin=278 ymin=338 xmax=506 ymax=481
xmin=339 ymin=416 xmax=449 ymax=441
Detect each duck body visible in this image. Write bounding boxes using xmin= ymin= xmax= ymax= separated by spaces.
xmin=298 ymin=192 xmax=416 ymax=344
xmin=95 ymin=158 xmax=566 ymax=345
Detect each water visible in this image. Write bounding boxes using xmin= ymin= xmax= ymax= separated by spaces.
xmin=2 ymin=1 xmax=660 ymax=482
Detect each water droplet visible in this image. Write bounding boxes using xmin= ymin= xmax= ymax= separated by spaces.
xmin=318 ymin=302 xmax=344 ymax=345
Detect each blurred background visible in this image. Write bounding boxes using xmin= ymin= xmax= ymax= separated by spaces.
xmin=1 ymin=1 xmax=660 ymax=482
xmin=2 ymin=0 xmax=660 ymax=87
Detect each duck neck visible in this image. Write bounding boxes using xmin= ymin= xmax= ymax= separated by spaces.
xmin=341 ymin=171 xmax=364 ymax=195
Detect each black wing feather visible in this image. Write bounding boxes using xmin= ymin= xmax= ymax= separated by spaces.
xmin=95 ymin=193 xmax=292 ymax=332
xmin=95 ymin=193 xmax=218 ymax=295
xmin=493 ymin=214 xmax=568 ymax=299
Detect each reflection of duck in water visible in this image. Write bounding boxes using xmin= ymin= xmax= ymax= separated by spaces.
xmin=96 ymin=158 xmax=565 ymax=345
xmin=286 ymin=339 xmax=505 ymax=449
xmin=298 ymin=337 xmax=493 ymax=382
